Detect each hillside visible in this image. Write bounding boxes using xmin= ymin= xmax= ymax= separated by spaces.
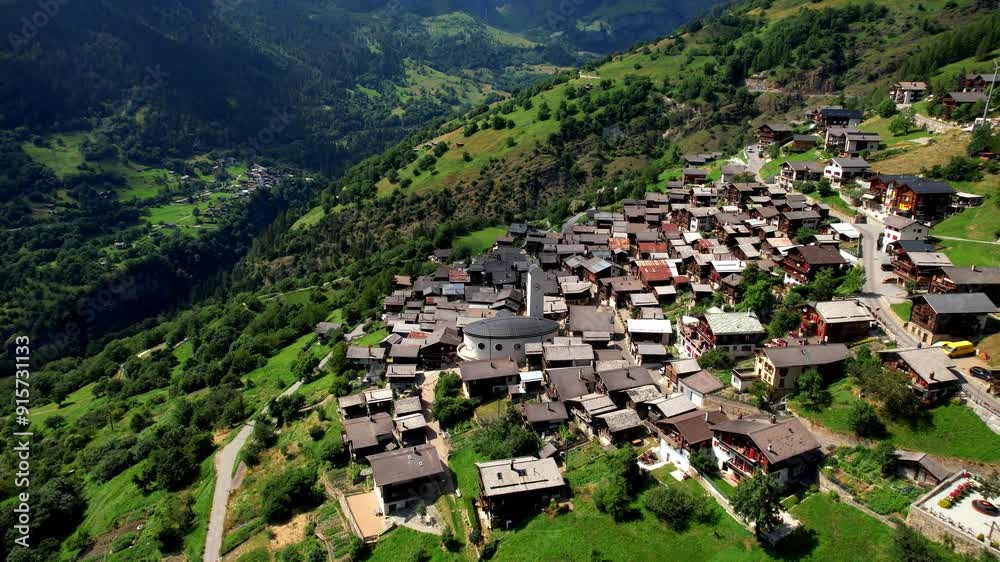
xmin=2 ymin=1 xmax=1000 ymax=562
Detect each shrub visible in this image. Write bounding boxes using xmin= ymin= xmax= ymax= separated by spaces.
xmin=468 ymin=528 xmax=482 ymax=545
xmin=848 ymin=402 xmax=883 ymax=437
xmin=308 ymin=425 xmax=325 ymax=441
xmin=689 ymin=448 xmax=718 ymax=476
xmin=938 ymin=498 xmax=952 ymax=509
xmin=441 ymin=526 xmax=457 ymax=551
xmin=262 ymin=467 xmax=321 ymax=523
xmin=594 ymin=477 xmax=633 ymax=521
xmin=645 ymin=485 xmax=702 ymax=529
xmin=481 ymin=540 xmax=499 ymax=560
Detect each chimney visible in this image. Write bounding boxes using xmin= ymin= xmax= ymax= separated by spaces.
xmin=704 ymin=411 xmax=709 ymax=422
xmin=929 ymin=371 xmax=935 ymax=381
xmin=768 ymin=442 xmax=774 ymax=453
xmin=770 ymin=415 xmax=777 ymax=424
xmin=413 ymin=446 xmax=419 ymax=455
xmin=972 ymin=265 xmax=977 ymax=272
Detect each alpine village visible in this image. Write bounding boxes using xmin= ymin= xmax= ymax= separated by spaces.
xmin=3 ymin=1 xmax=1000 ymax=562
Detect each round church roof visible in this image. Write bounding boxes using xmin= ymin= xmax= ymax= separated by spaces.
xmin=464 ymin=316 xmax=559 ymax=340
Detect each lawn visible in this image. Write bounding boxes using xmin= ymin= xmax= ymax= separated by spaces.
xmin=173 ymin=340 xmax=194 ymax=375
xmin=21 ymin=132 xmax=87 ymax=177
xmin=291 ymin=206 xmax=326 ymax=230
xmin=785 ymin=493 xmax=895 ymax=562
xmin=932 ymin=199 xmax=1000 ymax=242
xmin=815 ymin=192 xmax=858 ymax=217
xmin=890 ymin=301 xmax=912 ymax=323
xmin=365 ymin=526 xmax=463 ymax=562
xmin=354 ymin=328 xmax=389 ymax=347
xmin=242 ymin=333 xmax=315 ymax=410
xmin=759 ymin=147 xmax=824 ymax=181
xmin=452 ymin=226 xmax=508 ymax=257
xmin=792 ymin=379 xmax=1000 ymax=463
xmin=857 ymin=117 xmax=931 ymax=146
xmin=935 ymin=240 xmax=1000 ymax=267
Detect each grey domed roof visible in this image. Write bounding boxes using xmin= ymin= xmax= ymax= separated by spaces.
xmin=464 ymin=316 xmax=559 ymax=339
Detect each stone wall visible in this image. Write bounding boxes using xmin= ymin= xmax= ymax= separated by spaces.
xmin=906 ymin=506 xmax=999 ymax=557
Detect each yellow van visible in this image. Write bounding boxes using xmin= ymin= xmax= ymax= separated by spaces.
xmin=940 ymin=341 xmax=975 ymax=358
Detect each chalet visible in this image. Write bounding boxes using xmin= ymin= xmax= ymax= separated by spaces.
xmin=337 ymin=393 xmax=368 ymax=419
xmin=568 ymin=393 xmax=617 ymax=435
xmin=782 ymin=245 xmax=848 ymax=286
xmin=315 ymin=322 xmax=343 ymax=342
xmin=712 ymin=415 xmax=822 ymax=490
xmin=635 ymin=262 xmax=672 ymax=288
xmin=841 ymin=132 xmax=881 ymax=156
xmin=343 ymin=412 xmax=395 ymax=460
xmin=890 ymin=81 xmax=927 ymax=104
xmin=812 ymin=107 xmax=864 ymax=129
xmin=682 ymin=167 xmax=708 ymax=184
xmin=823 ymin=157 xmax=870 ymax=187
xmin=607 ymin=277 xmax=644 ymax=308
xmin=649 ymin=396 xmax=729 ymax=470
xmin=791 ymin=134 xmax=818 ymax=150
xmin=799 ymin=300 xmax=874 ymax=343
xmin=678 ymin=312 xmax=766 ymax=359
xmin=545 ymin=365 xmax=596 ymax=401
xmin=883 ymin=175 xmax=956 ymax=222
xmin=523 ymin=401 xmax=570 ymax=433
xmin=721 ymin=164 xmax=750 ymax=183
xmin=930 ymin=266 xmax=1000 ymax=303
xmin=386 ymin=364 xmax=420 ymax=394
xmin=394 ymin=396 xmax=423 ymax=417
xmin=543 ymin=342 xmax=594 ymax=369
xmin=347 ymin=345 xmax=387 ymax=369
xmin=567 ymin=306 xmax=614 ymax=337
xmin=678 ymin=370 xmax=724 ymax=407
xmin=394 ymin=413 xmax=428 ymax=446
xmin=940 ymin=91 xmax=986 ymax=119
xmin=626 ymin=318 xmax=672 ymax=347
xmin=596 ymin=366 xmax=655 ymax=404
xmin=777 ymin=210 xmax=821 ymax=236
xmin=723 ymin=182 xmax=766 ymax=206
xmin=754 ymin=344 xmax=850 ymax=394
xmin=665 ymin=358 xmax=702 ymax=392
xmin=678 ymin=206 xmax=717 ymax=232
xmin=459 ymin=359 xmax=521 ymax=399
xmin=881 ymin=215 xmax=929 ymax=253
xmin=894 ymin=451 xmax=951 ymax=486
xmin=880 ymin=347 xmax=961 ymax=405
xmin=823 ymin=126 xmax=857 ymax=153
xmin=962 ymin=73 xmax=999 ymax=93
xmin=371 ymin=445 xmax=446 ymax=514
xmin=477 ymin=457 xmax=566 ymax=529
xmin=906 ymin=292 xmax=998 ymax=344
xmin=596 ymin=408 xmax=644 ymax=444
xmin=892 ymin=251 xmax=953 ymax=290
xmin=757 ymin=122 xmax=794 ymax=150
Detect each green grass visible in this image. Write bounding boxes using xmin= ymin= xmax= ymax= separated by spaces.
xmin=759 ymin=147 xmax=824 ymax=181
xmin=173 ymin=340 xmax=194 ymax=375
xmin=452 ymin=226 xmax=507 ymax=257
xmin=29 ymin=383 xmax=101 ymax=425
xmin=354 ymin=328 xmax=389 ymax=347
xmin=890 ymin=301 xmax=912 ymax=323
xmin=242 ymin=333 xmax=315 ymax=410
xmin=786 ymin=493 xmax=895 ymax=562
xmin=932 ymin=199 xmax=1000 ymax=242
xmin=184 ymin=457 xmax=218 ymax=561
xmin=792 ymin=379 xmax=1000 ymax=462
xmin=857 ymin=117 xmax=931 ymax=145
xmin=291 ymin=206 xmax=326 ymax=230
xmin=473 ymin=396 xmax=510 ymax=420
xmin=21 ymin=132 xmax=87 ymax=177
xmin=366 ymin=526 xmax=463 ymax=561
xmin=145 ymin=192 xmax=231 ymax=227
xmin=935 ymin=240 xmax=1000 ymax=267
xmin=815 ymin=192 xmax=858 ymax=217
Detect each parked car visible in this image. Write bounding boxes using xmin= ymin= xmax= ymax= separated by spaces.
xmin=940 ymin=341 xmax=976 ymax=358
xmin=969 ymin=366 xmax=994 ymax=381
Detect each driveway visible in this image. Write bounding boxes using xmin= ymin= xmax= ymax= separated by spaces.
xmin=743 ymin=145 xmax=766 ymax=182
xmin=419 ymin=370 xmax=451 ymax=463
xmin=562 ymin=209 xmax=591 ymax=234
xmin=854 ymin=220 xmax=917 ymax=347
xmin=204 ymin=381 xmax=303 ymax=562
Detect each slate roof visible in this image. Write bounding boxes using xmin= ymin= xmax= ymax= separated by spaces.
xmin=711 ymin=415 xmax=821 ymax=464
xmin=545 ymin=366 xmax=596 ymax=400
xmin=705 ymin=312 xmax=765 ymax=335
xmin=813 ymin=300 xmax=874 ymax=324
xmin=680 ymin=371 xmax=724 ymax=395
xmin=460 ymin=359 xmax=520 ymax=382
xmin=762 ymin=344 xmax=850 ymax=368
xmin=937 ymin=266 xmax=1000 ymax=285
xmin=598 ymin=366 xmax=655 ymax=392
xmin=598 ymin=408 xmax=643 ymax=432
xmin=917 ymin=292 xmax=997 ymax=314
xmin=370 ymin=444 xmax=444 ymax=487
xmin=477 ymin=457 xmax=564 ymax=497
xmin=524 ymin=401 xmax=570 ymax=424
xmin=344 ymin=413 xmax=394 ymax=450
xmin=464 ymin=316 xmax=559 ymax=339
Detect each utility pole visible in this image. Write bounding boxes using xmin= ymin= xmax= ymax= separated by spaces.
xmin=977 ymin=58 xmax=999 ymax=129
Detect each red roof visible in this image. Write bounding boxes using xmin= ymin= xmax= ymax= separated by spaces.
xmin=638 ymin=265 xmax=672 ymax=284
xmin=661 ymin=222 xmax=681 ymax=233
xmin=608 ymin=238 xmax=631 ymax=251
xmin=672 ymin=275 xmax=690 ymax=286
xmin=638 ymin=242 xmax=668 ymax=254
xmin=448 ymin=269 xmax=471 ymax=283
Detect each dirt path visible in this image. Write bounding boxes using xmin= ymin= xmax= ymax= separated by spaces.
xmin=419 ymin=370 xmax=452 ymax=463
xmin=204 ymin=380 xmax=303 ymax=562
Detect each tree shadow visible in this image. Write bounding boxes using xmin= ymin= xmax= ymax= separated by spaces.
xmin=764 ymin=527 xmax=820 ymax=561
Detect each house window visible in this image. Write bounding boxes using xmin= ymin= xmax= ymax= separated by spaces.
xmin=514 ymin=344 xmax=522 ymax=350
xmin=495 ymin=344 xmax=503 ymax=351
xmin=478 ymin=343 xmax=485 ymax=350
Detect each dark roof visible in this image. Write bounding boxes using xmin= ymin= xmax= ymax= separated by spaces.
xmin=818 ymin=108 xmax=864 ymax=119
xmin=680 ymin=371 xmax=724 ymax=395
xmin=793 ymin=134 xmax=818 ymax=142
xmin=344 ymin=413 xmax=394 ymax=449
xmin=760 ymin=122 xmax=793 ymax=132
xmin=937 ymin=266 xmax=1000 ymax=285
xmin=945 ymin=91 xmax=986 ymax=103
xmin=891 ymin=240 xmax=934 ymax=253
xmin=660 ymin=409 xmax=729 ymax=446
xmin=598 ymin=366 xmax=654 ymax=392
xmin=712 ymin=415 xmax=821 ymax=464
xmin=464 ymin=316 xmax=559 ymax=339
xmin=370 ymin=444 xmax=444 ymax=487
xmin=568 ymin=306 xmax=614 ymax=333
xmin=789 ymin=245 xmax=847 ymax=266
xmin=460 ymin=359 xmax=520 ymax=382
xmin=889 ymin=176 xmax=955 ymax=195
xmin=524 ymin=401 xmax=570 ymax=424
xmin=916 ymin=293 xmax=997 ymax=314
xmin=762 ymin=344 xmax=850 ymax=368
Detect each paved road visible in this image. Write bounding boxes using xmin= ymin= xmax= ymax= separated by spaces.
xmin=743 ymin=145 xmax=767 ymax=182
xmin=204 ymin=380 xmax=303 ymax=562
xmin=933 ymin=235 xmax=1000 ymax=244
xmin=855 ymin=221 xmax=918 ymax=347
xmin=562 ymin=209 xmax=591 ymax=234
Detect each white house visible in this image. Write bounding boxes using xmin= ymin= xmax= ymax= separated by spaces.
xmin=823 ymin=157 xmax=870 ymax=188
xmin=881 ymin=215 xmax=929 ymax=253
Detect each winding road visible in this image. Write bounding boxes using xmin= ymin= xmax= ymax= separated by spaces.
xmin=203 ymin=380 xmax=303 ymax=562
